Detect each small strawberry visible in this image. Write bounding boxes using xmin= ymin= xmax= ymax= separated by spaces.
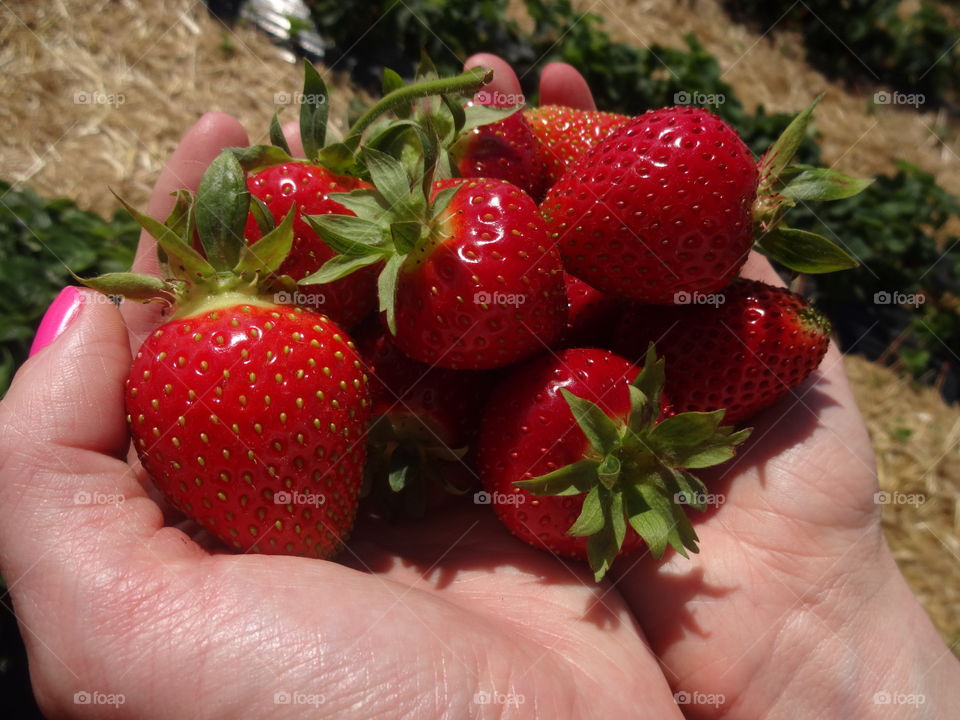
xmin=559 ymin=272 xmax=622 ymax=349
xmin=354 ymin=320 xmax=491 ymax=517
xmin=304 ymin=153 xmax=568 ymax=370
xmin=83 ymin=151 xmax=372 ymax=558
xmin=613 ymin=279 xmax=831 ymax=425
xmin=476 ymin=346 xmax=749 ymax=580
xmin=524 ymin=104 xmax=628 ymax=188
xmin=541 ymin=102 xmax=868 ymax=303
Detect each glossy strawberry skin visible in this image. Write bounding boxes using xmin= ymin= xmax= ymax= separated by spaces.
xmin=390 ymin=177 xmax=567 ymax=370
xmin=613 ymin=279 xmax=831 ymax=425
xmin=541 ymin=107 xmax=759 ymax=303
xmin=126 ymin=303 xmax=371 ymax=558
xmin=559 ymin=273 xmax=622 ymax=349
xmin=455 ymin=105 xmax=547 ymax=202
xmin=476 ymin=348 xmax=646 ymax=560
xmin=524 ymin=104 xmax=629 ymax=188
xmin=246 ymin=162 xmax=378 ymax=328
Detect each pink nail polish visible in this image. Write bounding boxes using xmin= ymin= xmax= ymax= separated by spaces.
xmin=29 ymin=286 xmax=83 ymax=357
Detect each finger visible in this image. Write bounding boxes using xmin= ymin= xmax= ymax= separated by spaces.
xmin=281 ymin=119 xmax=307 ymax=158
xmin=464 ymin=53 xmax=522 ymax=105
xmin=123 ymin=112 xmax=249 ymax=349
xmin=539 ymin=62 xmax=596 ymax=111
xmin=739 ymin=249 xmax=786 ymax=288
xmin=0 ymin=291 xmax=180 ymax=580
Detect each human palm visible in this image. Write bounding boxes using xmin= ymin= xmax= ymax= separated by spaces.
xmin=1 ymin=57 xmax=951 ymax=720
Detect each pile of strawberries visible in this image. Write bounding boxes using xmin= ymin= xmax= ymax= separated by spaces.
xmin=86 ymin=61 xmax=869 ymax=580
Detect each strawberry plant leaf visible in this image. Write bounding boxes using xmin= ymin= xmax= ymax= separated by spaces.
xmin=381 ymin=68 xmax=407 ymax=112
xmin=364 ymin=148 xmax=413 ymax=216
xmin=327 ymin=189 xmax=392 ymax=217
xmin=441 ymin=93 xmax=466 ymax=136
xmin=757 ymin=226 xmax=859 ymax=273
xmin=781 ymin=168 xmax=875 ymax=202
xmin=300 ymin=60 xmax=329 ymax=159
xmin=680 ymin=427 xmax=752 ymax=468
xmin=757 ymin=95 xmax=822 ymax=195
xmin=378 ymin=253 xmax=405 ymax=334
xmin=622 ymin=483 xmax=672 ymax=558
xmin=391 ymin=220 xmax=421 ymax=254
xmin=560 ymin=388 xmax=622 ymax=455
xmin=587 ymin=485 xmax=625 ymax=581
xmin=430 ymin=185 xmax=460 ymax=220
xmin=195 ymin=150 xmax=249 ymax=271
xmin=230 ymin=144 xmax=293 ymax=173
xmin=672 ymin=470 xmax=709 ymax=510
xmin=597 ymin=454 xmax=622 ymax=487
xmin=248 ymin=195 xmax=276 ymax=236
xmin=630 ymin=343 xmax=665 ymax=425
xmin=649 ymin=410 xmax=725 ymax=447
xmin=76 ymin=271 xmax=176 ymax=303
xmin=234 ymin=207 xmax=295 ymax=276
xmin=567 ymin=485 xmax=604 ymax=537
xmin=300 ymin=252 xmax=383 ymax=285
xmin=305 ymin=214 xmax=385 ymax=253
xmin=460 ymin=103 xmax=520 ymax=134
xmin=269 ymin=111 xmax=291 ymax=155
xmin=515 ymin=459 xmax=599 ymax=496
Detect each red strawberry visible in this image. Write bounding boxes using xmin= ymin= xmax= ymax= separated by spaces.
xmin=452 ymin=102 xmax=547 ymax=202
xmin=524 ymin=104 xmax=629 ymax=188
xmin=84 ymin=150 xmax=371 ymax=559
xmin=477 ymin=346 xmax=748 ymax=580
xmin=541 ymin=106 xmax=758 ymax=303
xmin=613 ymin=279 xmax=831 ymax=425
xmin=307 ymin=166 xmax=568 ymax=370
xmin=559 ymin=272 xmax=622 ymax=349
xmin=245 ymin=162 xmax=377 ymax=328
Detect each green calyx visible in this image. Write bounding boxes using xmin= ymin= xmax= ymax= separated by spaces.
xmin=78 ymin=151 xmax=297 ymax=315
xmin=752 ymin=95 xmax=874 ymax=274
xmin=515 ymin=345 xmax=751 ymax=582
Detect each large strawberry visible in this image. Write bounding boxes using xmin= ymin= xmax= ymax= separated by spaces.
xmin=559 ymin=272 xmax=621 ymax=349
xmin=476 ymin=346 xmax=749 ymax=580
xmin=84 ymin=151 xmax=371 ymax=558
xmin=524 ymin=104 xmax=628 ymax=188
xmin=613 ymin=279 xmax=831 ymax=425
xmin=541 ymin=102 xmax=869 ymax=303
xmin=355 ymin=319 xmax=491 ymax=517
xmin=303 ymin=152 xmax=568 ymax=370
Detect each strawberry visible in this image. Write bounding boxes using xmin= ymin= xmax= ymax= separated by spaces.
xmin=245 ymin=162 xmax=377 ymax=329
xmin=354 ymin=319 xmax=491 ymax=517
xmin=305 ymin=157 xmax=568 ymax=370
xmin=613 ymin=279 xmax=831 ymax=425
xmin=452 ymin=100 xmax=547 ymax=202
xmin=559 ymin=272 xmax=621 ymax=349
xmin=83 ymin=150 xmax=372 ymax=558
xmin=476 ymin=346 xmax=749 ymax=580
xmin=524 ymin=104 xmax=628 ymax=188
xmin=541 ymin=101 xmax=870 ymax=303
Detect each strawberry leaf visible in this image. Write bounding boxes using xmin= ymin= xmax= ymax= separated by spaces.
xmin=567 ymin=486 xmax=604 ymax=537
xmin=301 ymin=253 xmax=383 ymax=285
xmin=757 ymin=95 xmax=822 ymax=195
xmin=780 ymin=168 xmax=874 ymax=202
xmin=364 ymin=148 xmax=414 ymax=216
xmin=757 ymin=226 xmax=859 ymax=273
xmin=76 ymin=271 xmax=176 ymax=304
xmin=300 ymin=61 xmax=329 ymax=160
xmin=515 ymin=459 xmax=599 ymax=496
xmin=230 ymin=145 xmax=293 ymax=173
xmin=391 ymin=220 xmax=421 ymax=254
xmin=680 ymin=427 xmax=751 ymax=468
xmin=269 ymin=111 xmax=291 ymax=155
xmin=234 ymin=207 xmax=295 ymax=276
xmin=586 ymin=485 xmax=625 ymax=581
xmin=327 ymin=189 xmax=392 ymax=217
xmin=378 ymin=253 xmax=405 ymax=335
xmin=649 ymin=410 xmax=725 ymax=448
xmin=381 ymin=68 xmax=407 ymax=111
xmin=672 ymin=470 xmax=709 ymax=511
xmin=560 ymin=388 xmax=622 ymax=455
xmin=305 ymin=214 xmax=385 ymax=254
xmin=195 ymin=150 xmax=249 ymax=271
xmin=248 ymin=195 xmax=276 ymax=236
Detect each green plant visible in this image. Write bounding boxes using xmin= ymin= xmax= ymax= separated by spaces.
xmin=0 ymin=182 xmax=138 ymax=396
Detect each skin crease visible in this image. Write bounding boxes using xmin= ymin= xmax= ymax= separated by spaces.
xmin=0 ymin=60 xmax=957 ymax=720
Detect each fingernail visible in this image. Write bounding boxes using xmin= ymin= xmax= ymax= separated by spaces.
xmin=29 ymin=287 xmax=83 ymax=357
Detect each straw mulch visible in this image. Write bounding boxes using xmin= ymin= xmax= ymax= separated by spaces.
xmin=1 ymin=0 xmax=957 ymax=650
